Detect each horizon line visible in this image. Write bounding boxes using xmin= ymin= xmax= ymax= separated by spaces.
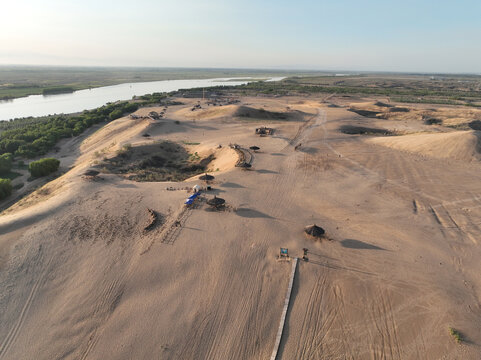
xmin=0 ymin=64 xmax=480 ymax=77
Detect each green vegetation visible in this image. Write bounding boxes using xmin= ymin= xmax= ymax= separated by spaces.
xmin=0 ymin=153 xmax=13 ymax=174
xmin=0 ymin=66 xmax=308 ymax=100
xmin=217 ymin=81 xmax=481 ymax=100
xmin=103 ymin=142 xmax=215 ymax=182
xmin=0 ymin=178 xmax=12 ymax=200
xmin=136 ymin=92 xmax=168 ymax=103
xmin=182 ymin=141 xmax=201 ymax=145
xmin=0 ymin=101 xmax=140 ymax=158
xmin=449 ymin=327 xmax=463 ymax=343
xmin=28 ymin=158 xmax=60 ymax=178
xmin=178 ymin=74 xmax=481 ymax=107
xmin=109 ymin=109 xmax=124 ymax=120
xmin=0 ymin=152 xmax=21 ymax=200
xmin=0 ymin=171 xmax=22 ymax=181
xmin=14 ymin=160 xmax=27 ymax=170
xmin=42 ymin=86 xmax=75 ymax=95
xmin=189 ymin=152 xmax=201 ymax=161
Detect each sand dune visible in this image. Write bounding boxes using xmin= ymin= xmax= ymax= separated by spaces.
xmin=174 ymin=104 xmax=239 ymax=120
xmin=367 ymin=130 xmax=480 ymax=161
xmin=349 ymin=101 xmax=481 ymax=127
xmin=1 ymin=97 xmax=481 ymax=359
xmin=187 ymin=142 xmax=238 ymax=173
xmin=174 ymin=104 xmax=306 ymax=122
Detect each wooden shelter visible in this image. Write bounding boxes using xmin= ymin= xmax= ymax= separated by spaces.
xmin=304 ymin=224 xmax=326 ymax=239
xmin=206 ymin=196 xmax=225 ymax=209
xmin=83 ymin=169 xmax=99 ymax=177
xmin=199 ymin=173 xmax=215 ymax=182
xmin=236 ymin=162 xmax=252 ymax=169
xmin=255 ymin=127 xmax=274 ymax=136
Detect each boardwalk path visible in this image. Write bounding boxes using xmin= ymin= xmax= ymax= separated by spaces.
xmin=270 ymin=257 xmax=298 ymax=360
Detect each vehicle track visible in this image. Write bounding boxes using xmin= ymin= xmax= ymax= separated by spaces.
xmin=294 ymin=270 xmax=338 ymax=359
xmin=317 ymin=109 xmax=447 ymax=205
xmin=0 ymin=256 xmax=52 ymax=359
xmin=78 ymin=276 xmax=125 ymax=360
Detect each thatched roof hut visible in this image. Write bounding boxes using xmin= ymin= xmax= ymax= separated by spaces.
xmin=207 ymin=196 xmax=225 ymax=208
xmin=83 ymin=169 xmax=100 ymax=177
xmin=236 ymin=162 xmax=252 ymax=169
xmin=304 ymin=224 xmax=326 ymax=239
xmin=199 ymin=173 xmax=215 ymax=181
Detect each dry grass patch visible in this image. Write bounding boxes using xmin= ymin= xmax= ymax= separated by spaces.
xmin=102 ymin=141 xmax=215 ymax=182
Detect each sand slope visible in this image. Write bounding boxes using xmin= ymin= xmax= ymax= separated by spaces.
xmin=367 ymin=130 xmax=480 ymax=161
xmin=174 ymin=104 xmax=306 ymax=122
xmin=1 ymin=97 xmax=481 ymax=359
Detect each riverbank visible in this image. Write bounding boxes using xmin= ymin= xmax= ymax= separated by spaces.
xmin=0 ymin=75 xmax=285 ymax=121
xmin=0 ymin=66 xmax=308 ymax=101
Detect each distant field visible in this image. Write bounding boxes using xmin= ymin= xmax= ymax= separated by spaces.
xmin=0 ymin=66 xmax=319 ymax=100
xmin=188 ymin=73 xmax=481 ymax=107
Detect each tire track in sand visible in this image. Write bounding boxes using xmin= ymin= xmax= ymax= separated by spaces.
xmin=294 ymin=270 xmax=338 ymax=359
xmin=79 ymin=275 xmax=125 ymax=360
xmin=0 ymin=256 xmax=53 ymax=359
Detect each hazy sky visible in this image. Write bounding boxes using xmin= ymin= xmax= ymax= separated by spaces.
xmin=1 ymin=0 xmax=480 ymax=72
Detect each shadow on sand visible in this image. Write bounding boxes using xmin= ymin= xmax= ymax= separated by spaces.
xmin=115 ymin=183 xmax=137 ymax=188
xmin=182 ymin=226 xmax=205 ymax=231
xmin=221 ymin=182 xmax=245 ymax=188
xmin=205 ymin=188 xmax=226 ymax=195
xmin=256 ymin=169 xmax=278 ymax=174
xmin=235 ymin=208 xmax=274 ymax=219
xmin=298 ymin=146 xmax=319 ymax=154
xmin=340 ymin=239 xmax=385 ymax=250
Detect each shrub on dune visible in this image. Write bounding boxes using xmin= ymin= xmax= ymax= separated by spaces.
xmin=28 ymin=158 xmax=60 ymax=178
xmin=0 ymin=178 xmax=12 ymax=200
xmin=0 ymin=153 xmax=13 ymax=175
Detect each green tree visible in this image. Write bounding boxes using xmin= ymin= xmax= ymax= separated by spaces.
xmin=28 ymin=158 xmax=60 ymax=178
xmin=109 ymin=109 xmax=123 ymax=120
xmin=0 ymin=153 xmax=13 ymax=174
xmin=0 ymin=178 xmax=12 ymax=200
xmin=0 ymin=139 xmax=26 ymax=154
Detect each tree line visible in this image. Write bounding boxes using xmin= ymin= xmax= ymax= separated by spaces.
xmin=0 ymin=101 xmax=141 ymax=158
xmin=0 ymin=92 xmax=171 ymax=200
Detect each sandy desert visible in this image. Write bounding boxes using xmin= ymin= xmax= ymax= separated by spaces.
xmin=1 ymin=95 xmax=481 ymax=359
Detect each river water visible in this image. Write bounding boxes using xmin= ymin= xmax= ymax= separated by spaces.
xmin=0 ymin=77 xmax=284 ymax=121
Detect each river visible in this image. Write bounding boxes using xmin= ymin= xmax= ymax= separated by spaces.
xmin=0 ymin=77 xmax=284 ymax=121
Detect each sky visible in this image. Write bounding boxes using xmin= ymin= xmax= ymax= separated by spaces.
xmin=1 ymin=0 xmax=481 ymax=73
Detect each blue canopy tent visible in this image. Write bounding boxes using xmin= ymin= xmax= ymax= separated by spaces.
xmin=184 ymin=199 xmax=194 ymax=205
xmin=188 ymin=192 xmax=200 ymax=200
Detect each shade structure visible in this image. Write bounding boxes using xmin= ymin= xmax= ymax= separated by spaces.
xmin=199 ymin=173 xmax=215 ymax=181
xmin=237 ymin=162 xmax=252 ymax=168
xmin=83 ymin=169 xmax=99 ymax=177
xmin=249 ymin=146 xmax=260 ymax=151
xmin=188 ymin=193 xmax=200 ymax=200
xmin=206 ymin=196 xmax=225 ymax=207
xmin=304 ymin=224 xmax=326 ymax=238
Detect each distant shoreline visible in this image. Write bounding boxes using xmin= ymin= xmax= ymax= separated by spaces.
xmin=0 ymin=67 xmax=307 ymax=101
